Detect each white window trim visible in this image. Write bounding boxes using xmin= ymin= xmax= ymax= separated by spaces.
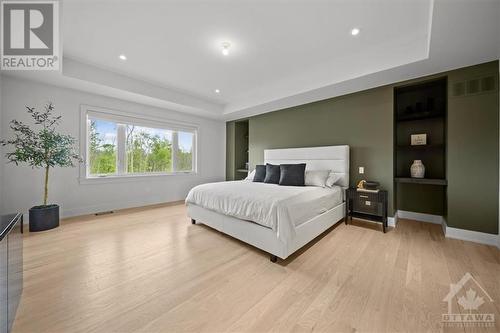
xmin=79 ymin=104 xmax=199 ymax=184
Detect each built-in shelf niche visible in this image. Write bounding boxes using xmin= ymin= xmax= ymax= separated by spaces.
xmin=394 ymin=77 xmax=447 ymax=215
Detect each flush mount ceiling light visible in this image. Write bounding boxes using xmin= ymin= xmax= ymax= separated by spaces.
xmin=221 ymin=42 xmax=231 ymax=56
xmin=119 ymin=54 xmax=127 ymax=60
xmin=351 ymin=28 xmax=360 ymax=36
xmin=215 ymin=89 xmax=221 ymax=94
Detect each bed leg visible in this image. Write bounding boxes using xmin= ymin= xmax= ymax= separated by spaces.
xmin=191 ymin=219 xmax=196 ymax=224
xmin=270 ymin=255 xmax=278 ymax=263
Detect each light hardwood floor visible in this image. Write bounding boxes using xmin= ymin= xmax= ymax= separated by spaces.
xmin=13 ymin=203 xmax=500 ymax=333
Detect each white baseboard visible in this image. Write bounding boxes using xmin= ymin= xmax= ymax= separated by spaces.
xmin=61 ymin=197 xmax=184 ymax=218
xmin=397 ymin=210 xmax=443 ymax=224
xmin=387 ymin=215 xmax=397 ymax=227
xmin=395 ymin=210 xmax=499 ymax=249
xmin=20 ymin=198 xmax=186 ymax=230
xmin=443 ymin=220 xmax=499 ymax=248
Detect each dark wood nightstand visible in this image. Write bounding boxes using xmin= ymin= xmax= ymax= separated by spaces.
xmin=346 ymin=187 xmax=388 ymax=232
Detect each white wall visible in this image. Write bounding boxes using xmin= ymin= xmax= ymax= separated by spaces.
xmin=0 ymin=74 xmax=3 ymax=214
xmin=0 ymin=76 xmax=225 ymax=218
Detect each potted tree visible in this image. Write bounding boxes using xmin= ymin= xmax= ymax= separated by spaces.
xmin=0 ymin=103 xmax=81 ymax=232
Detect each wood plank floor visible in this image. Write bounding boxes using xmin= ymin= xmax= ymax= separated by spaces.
xmin=13 ymin=203 xmax=500 ymax=333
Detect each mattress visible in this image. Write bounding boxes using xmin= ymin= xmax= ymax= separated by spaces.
xmin=185 ymin=180 xmax=343 ymax=243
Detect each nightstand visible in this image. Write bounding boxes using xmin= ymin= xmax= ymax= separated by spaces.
xmin=346 ymin=187 xmax=388 ymax=232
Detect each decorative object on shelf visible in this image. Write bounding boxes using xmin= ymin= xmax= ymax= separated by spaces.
xmin=357 ymin=179 xmax=380 ymax=190
xmin=364 ymin=181 xmax=380 ymax=190
xmin=356 ymin=179 xmax=366 ymax=189
xmin=410 ymin=160 xmax=425 ymax=178
xmin=0 ymin=103 xmax=83 ymax=232
xmin=411 ymin=133 xmax=427 ymax=146
xmin=357 ymin=180 xmax=380 ymax=193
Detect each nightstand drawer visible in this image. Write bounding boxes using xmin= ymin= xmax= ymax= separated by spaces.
xmin=352 ymin=195 xmax=379 ymax=215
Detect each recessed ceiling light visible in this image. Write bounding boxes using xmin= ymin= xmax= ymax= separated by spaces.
xmin=119 ymin=54 xmax=127 ymax=60
xmin=215 ymin=89 xmax=220 ymax=94
xmin=221 ymin=42 xmax=231 ymax=56
xmin=351 ymin=28 xmax=360 ymax=36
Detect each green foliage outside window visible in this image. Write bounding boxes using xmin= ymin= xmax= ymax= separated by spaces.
xmin=88 ymin=120 xmax=193 ymax=175
xmin=126 ymin=125 xmax=172 ymax=173
xmin=88 ymin=120 xmax=116 ymax=175
xmin=175 ymin=149 xmax=192 ymax=171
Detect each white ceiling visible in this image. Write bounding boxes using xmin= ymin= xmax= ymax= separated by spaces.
xmin=3 ymin=0 xmax=499 ymax=120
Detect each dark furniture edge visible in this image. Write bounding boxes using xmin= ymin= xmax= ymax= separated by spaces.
xmin=394 ymin=177 xmax=447 ymax=185
xmin=0 ymin=213 xmax=23 ymax=241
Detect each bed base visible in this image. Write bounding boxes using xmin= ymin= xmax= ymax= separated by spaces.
xmin=187 ymin=202 xmax=346 ymax=262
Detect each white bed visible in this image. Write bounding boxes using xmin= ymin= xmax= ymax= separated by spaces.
xmin=186 ymin=145 xmax=349 ymax=261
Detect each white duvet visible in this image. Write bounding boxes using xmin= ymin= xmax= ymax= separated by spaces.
xmin=185 ymin=181 xmax=343 ymax=243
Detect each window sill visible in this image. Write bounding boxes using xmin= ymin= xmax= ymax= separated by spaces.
xmin=79 ymin=172 xmax=198 ymax=185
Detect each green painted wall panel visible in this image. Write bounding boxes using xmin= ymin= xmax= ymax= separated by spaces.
xmin=396 ymin=184 xmax=446 ymax=215
xmin=447 ymin=62 xmax=499 ymax=234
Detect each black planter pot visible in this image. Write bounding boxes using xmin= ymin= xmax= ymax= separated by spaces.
xmin=29 ymin=204 xmax=60 ymax=232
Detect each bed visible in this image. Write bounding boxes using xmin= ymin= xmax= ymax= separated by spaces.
xmin=185 ymin=145 xmax=349 ymax=262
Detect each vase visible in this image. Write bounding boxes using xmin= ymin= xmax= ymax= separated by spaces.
xmin=410 ymin=160 xmax=425 ymax=178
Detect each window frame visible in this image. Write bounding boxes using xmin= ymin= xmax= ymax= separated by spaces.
xmin=79 ymin=105 xmax=198 ymax=184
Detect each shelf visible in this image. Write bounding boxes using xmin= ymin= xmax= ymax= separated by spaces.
xmin=396 ymin=144 xmax=444 ymax=150
xmin=348 ymin=212 xmax=385 ymax=223
xmin=236 ymin=169 xmax=249 ymax=173
xmin=394 ymin=177 xmax=447 ymax=186
xmin=396 ymin=113 xmax=445 ymax=122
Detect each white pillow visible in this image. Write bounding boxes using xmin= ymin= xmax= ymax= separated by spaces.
xmin=325 ymin=172 xmax=341 ymax=188
xmin=305 ymin=170 xmax=330 ymax=187
xmin=245 ymin=169 xmax=256 ymax=181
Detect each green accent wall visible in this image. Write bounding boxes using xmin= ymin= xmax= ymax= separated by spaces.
xmin=226 ymin=61 xmax=499 ymax=235
xmin=447 ymin=63 xmax=499 ymax=234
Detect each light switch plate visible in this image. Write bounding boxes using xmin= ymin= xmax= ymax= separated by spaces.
xmin=359 ymin=167 xmax=364 ymax=174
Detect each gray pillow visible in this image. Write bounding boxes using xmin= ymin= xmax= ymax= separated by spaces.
xmin=253 ymin=165 xmax=266 ymax=182
xmin=263 ymin=164 xmax=280 ymax=184
xmin=279 ymin=164 xmax=306 ymax=186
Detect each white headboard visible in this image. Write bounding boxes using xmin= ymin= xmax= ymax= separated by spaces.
xmin=264 ymin=145 xmax=350 ymax=188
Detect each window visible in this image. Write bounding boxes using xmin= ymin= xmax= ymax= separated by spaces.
xmin=82 ymin=106 xmax=197 ymax=180
xmin=176 ymin=131 xmax=194 ymax=172
xmin=125 ymin=125 xmax=173 ymax=174
xmin=88 ymin=119 xmax=117 ymax=176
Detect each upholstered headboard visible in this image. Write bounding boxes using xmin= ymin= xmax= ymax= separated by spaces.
xmin=264 ymin=145 xmax=350 ymax=188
